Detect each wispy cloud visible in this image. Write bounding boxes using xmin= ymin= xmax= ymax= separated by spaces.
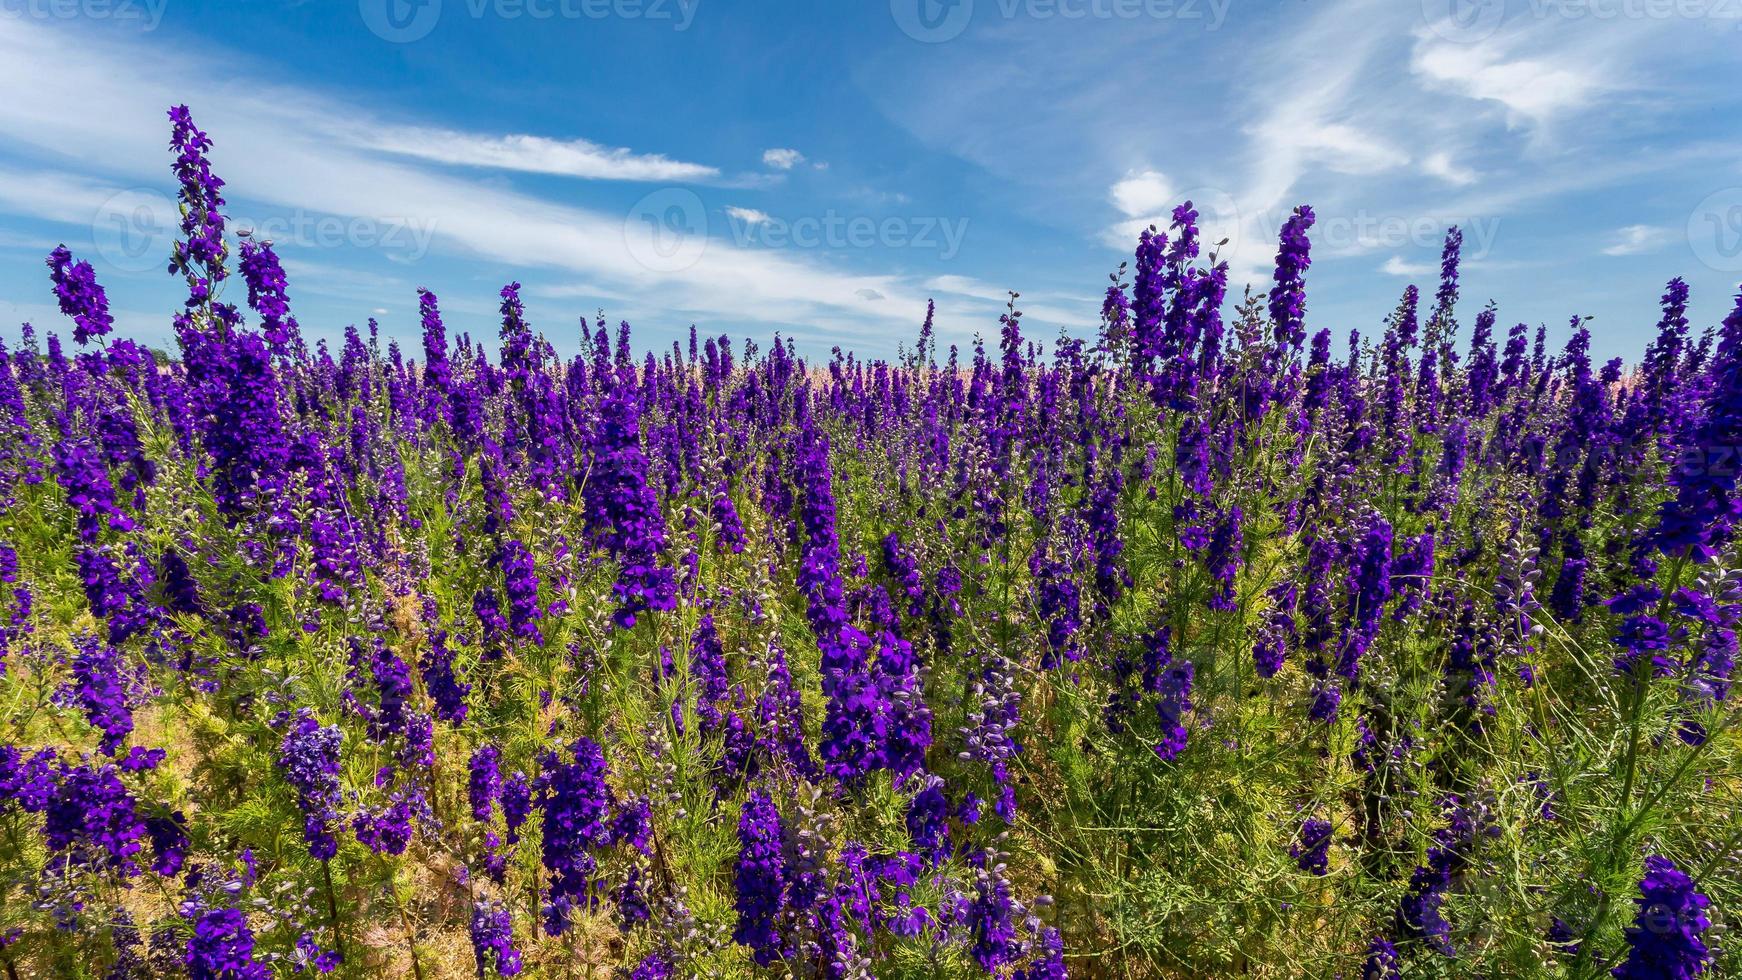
xmin=1381 ymin=256 xmax=1435 ymax=277
xmin=761 ymin=148 xmax=805 ymax=170
xmin=1602 ymin=224 xmax=1670 ymax=257
xmin=1421 ymin=151 xmax=1477 ymax=187
xmin=349 ymin=126 xmax=720 ymax=182
xmin=1108 ymin=170 xmax=1173 ymax=218
xmin=725 ymin=206 xmax=772 ymax=225
xmin=1410 ymin=30 xmax=1608 ymax=131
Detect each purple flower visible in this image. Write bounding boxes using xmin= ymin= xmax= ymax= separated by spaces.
xmin=1612 ymin=856 xmax=1711 ymax=979
xmin=1291 ymin=818 xmax=1332 ymax=876
xmin=72 ymin=634 xmax=132 ymax=755
xmin=77 ymin=546 xmax=154 ymax=645
xmin=905 ymin=773 xmax=951 ymax=866
xmin=965 ymin=848 xmax=1021 ymax=971
xmin=167 ymin=106 xmax=228 ymax=288
xmin=882 ymin=532 xmax=927 ymax=617
xmin=352 ymin=787 xmax=417 ymax=856
xmin=1253 ymin=580 xmax=1296 ymax=679
xmin=421 ymin=627 xmax=470 ymax=724
xmin=1205 ymin=506 xmax=1245 ymax=611
xmin=469 ymin=744 xmax=503 ymax=823
xmin=184 ymin=905 xmax=268 ymax=980
xmin=628 ymin=952 xmax=672 ymax=979
xmin=1431 ymin=226 xmax=1462 ymax=331
xmin=0 ymin=746 xmax=57 ymax=813
xmin=1268 ymin=205 xmax=1316 ymax=352
xmin=44 ymin=760 xmax=146 ymax=875
xmin=1336 ymin=515 xmax=1394 ymax=683
xmin=1086 ymin=458 xmax=1128 ymax=607
xmin=178 ymin=327 xmax=289 ymax=517
xmin=499 ymin=539 xmax=544 ymax=644
xmin=1614 ymin=614 xmax=1672 ymax=678
xmin=501 ymin=770 xmax=532 ymax=845
xmin=357 ymin=638 xmax=417 ymax=743
xmin=291 ymin=931 xmax=342 ymax=974
xmin=236 ymin=236 xmax=297 ymax=348
xmin=1362 ymin=936 xmax=1400 ymax=980
xmin=539 ymin=738 xmax=617 ymax=934
xmin=46 ymin=246 xmax=114 ymax=345
xmin=55 ymin=436 xmax=133 ymax=541
xmin=470 ymin=899 xmax=523 ymax=977
xmin=733 ymin=789 xmax=789 ymax=965
xmin=712 ymin=480 xmax=747 ymax=553
xmin=277 ymin=710 xmax=343 ymax=861
xmin=416 ymin=289 xmax=454 ymax=427
xmin=145 ymin=810 xmax=189 ymax=876
xmin=1142 ymin=627 xmax=1194 ymax=761
xmin=588 ymin=378 xmax=675 ymax=628
xmin=1396 ymin=798 xmax=1478 ymax=956
xmin=1304 ymin=674 xmax=1340 ymax=720
xmin=690 ymin=614 xmax=728 ymax=735
xmin=1656 ymin=288 xmax=1742 ymax=559
xmin=158 ymin=547 xmax=204 ymax=617
xmin=1035 ymin=557 xmax=1081 ymax=670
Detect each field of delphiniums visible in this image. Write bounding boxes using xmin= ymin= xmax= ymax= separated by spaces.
xmin=0 ymin=105 xmax=1738 ymax=979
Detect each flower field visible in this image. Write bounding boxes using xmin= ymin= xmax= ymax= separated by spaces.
xmin=1 ymin=105 xmax=1739 ymax=978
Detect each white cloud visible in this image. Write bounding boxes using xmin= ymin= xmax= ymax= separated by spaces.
xmin=350 ymin=126 xmax=719 ymax=183
xmin=762 ymin=148 xmax=805 ymax=170
xmin=725 ymin=206 xmax=772 ymax=225
xmin=926 ymin=274 xmax=1007 ymax=303
xmin=1602 ymin=224 xmax=1670 ymax=257
xmin=1248 ymin=119 xmax=1409 ymax=179
xmin=1422 ymin=151 xmax=1477 ymax=187
xmin=0 ymin=168 xmax=130 ymax=226
xmin=1108 ymin=170 xmax=1173 ymax=218
xmin=1411 ymin=30 xmax=1606 ymax=130
xmin=1381 ymin=256 xmax=1435 ymax=277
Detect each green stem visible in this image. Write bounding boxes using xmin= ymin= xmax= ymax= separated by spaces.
xmin=321 ymin=859 xmax=347 ymax=967
xmin=1575 ymin=555 xmax=1688 ymax=978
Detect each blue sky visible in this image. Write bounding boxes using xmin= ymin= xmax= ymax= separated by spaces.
xmin=0 ymin=0 xmax=1740 ymax=362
